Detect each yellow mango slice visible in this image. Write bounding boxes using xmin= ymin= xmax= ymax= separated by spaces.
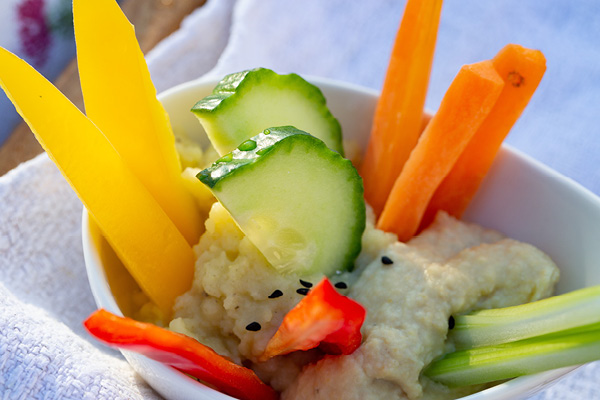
xmin=0 ymin=47 xmax=194 ymax=316
xmin=73 ymin=0 xmax=202 ymax=246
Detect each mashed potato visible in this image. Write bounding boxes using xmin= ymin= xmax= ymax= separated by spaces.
xmin=169 ymin=203 xmax=559 ymax=400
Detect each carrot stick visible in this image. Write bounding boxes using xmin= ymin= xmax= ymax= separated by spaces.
xmin=377 ymin=61 xmax=505 ymax=241
xmin=419 ymin=45 xmax=546 ymax=230
xmin=360 ymin=0 xmax=443 ymax=216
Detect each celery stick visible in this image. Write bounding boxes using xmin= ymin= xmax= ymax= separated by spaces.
xmin=451 ymin=285 xmax=600 ymax=349
xmin=425 ymin=326 xmax=600 ymax=388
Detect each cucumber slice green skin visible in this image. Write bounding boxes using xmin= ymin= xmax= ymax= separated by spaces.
xmin=191 ymin=68 xmax=344 ymax=157
xmin=197 ymin=126 xmax=365 ymax=276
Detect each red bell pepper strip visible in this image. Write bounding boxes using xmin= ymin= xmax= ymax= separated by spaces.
xmin=260 ymin=278 xmax=366 ymax=362
xmin=84 ymin=309 xmax=278 ymax=400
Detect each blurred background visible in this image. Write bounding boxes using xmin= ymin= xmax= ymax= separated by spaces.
xmin=0 ymin=0 xmax=205 ymax=174
xmin=0 ymin=0 xmax=75 ymax=145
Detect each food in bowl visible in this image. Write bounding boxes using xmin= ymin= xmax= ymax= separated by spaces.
xmin=139 ymin=62 xmax=559 ymax=399
xmin=81 ymin=77 xmax=600 ymax=400
xmin=167 ymin=202 xmax=558 ymax=399
xmin=2 ymin=0 xmax=600 ymax=399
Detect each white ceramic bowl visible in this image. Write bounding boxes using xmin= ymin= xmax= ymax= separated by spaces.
xmin=83 ymin=76 xmax=600 ymax=400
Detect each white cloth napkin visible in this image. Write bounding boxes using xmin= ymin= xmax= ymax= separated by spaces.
xmin=1 ymin=0 xmax=599 ymax=398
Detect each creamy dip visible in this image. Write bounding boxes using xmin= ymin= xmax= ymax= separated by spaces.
xmin=169 ymin=202 xmax=558 ymax=400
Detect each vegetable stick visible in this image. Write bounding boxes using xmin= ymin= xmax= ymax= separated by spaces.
xmin=425 ymin=327 xmax=600 ymax=388
xmin=85 ymin=309 xmax=278 ymax=400
xmin=360 ymin=0 xmax=443 ymax=216
xmin=377 ymin=61 xmax=505 ymax=241
xmin=450 ymin=285 xmax=600 ymax=350
xmin=73 ymin=0 xmax=203 ymax=245
xmin=425 ymin=285 xmax=600 ymax=388
xmin=420 ymin=44 xmax=546 ymax=229
xmin=0 ymin=47 xmax=194 ymax=317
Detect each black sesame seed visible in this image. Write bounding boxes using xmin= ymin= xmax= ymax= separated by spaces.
xmin=335 ymin=282 xmax=348 ymax=289
xmin=381 ymin=255 xmax=394 ymax=265
xmin=299 ymin=279 xmax=313 ymax=288
xmin=448 ymin=316 xmax=455 ymax=330
xmin=296 ymin=288 xmax=310 ymax=296
xmin=268 ymin=289 xmax=283 ymax=299
xmin=246 ymin=322 xmax=262 ymax=332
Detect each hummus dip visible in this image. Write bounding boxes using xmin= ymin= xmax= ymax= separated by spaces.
xmin=167 ymin=200 xmax=559 ymax=400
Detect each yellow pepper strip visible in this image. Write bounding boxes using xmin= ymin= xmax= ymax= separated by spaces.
xmin=73 ymin=0 xmax=202 ymax=246
xmin=0 ymin=47 xmax=194 ymax=316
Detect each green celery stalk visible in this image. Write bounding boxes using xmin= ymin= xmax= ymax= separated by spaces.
xmin=451 ymin=285 xmax=600 ymax=349
xmin=425 ymin=324 xmax=600 ymax=388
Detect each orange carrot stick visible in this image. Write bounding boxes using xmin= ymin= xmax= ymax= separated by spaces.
xmin=377 ymin=61 xmax=505 ymax=241
xmin=419 ymin=45 xmax=546 ymax=230
xmin=360 ymin=0 xmax=443 ymax=216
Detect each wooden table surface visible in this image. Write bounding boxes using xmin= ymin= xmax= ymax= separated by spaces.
xmin=0 ymin=0 xmax=205 ymax=176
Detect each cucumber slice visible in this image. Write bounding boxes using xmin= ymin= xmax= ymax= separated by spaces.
xmin=197 ymin=126 xmax=365 ymax=276
xmin=191 ymin=68 xmax=344 ymax=156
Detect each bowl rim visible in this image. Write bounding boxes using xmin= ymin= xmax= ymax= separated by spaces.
xmin=82 ymin=75 xmax=598 ymax=400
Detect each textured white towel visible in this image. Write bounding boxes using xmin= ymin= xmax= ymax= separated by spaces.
xmin=0 ymin=156 xmax=162 ymax=399
xmin=1 ymin=0 xmax=599 ymax=398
